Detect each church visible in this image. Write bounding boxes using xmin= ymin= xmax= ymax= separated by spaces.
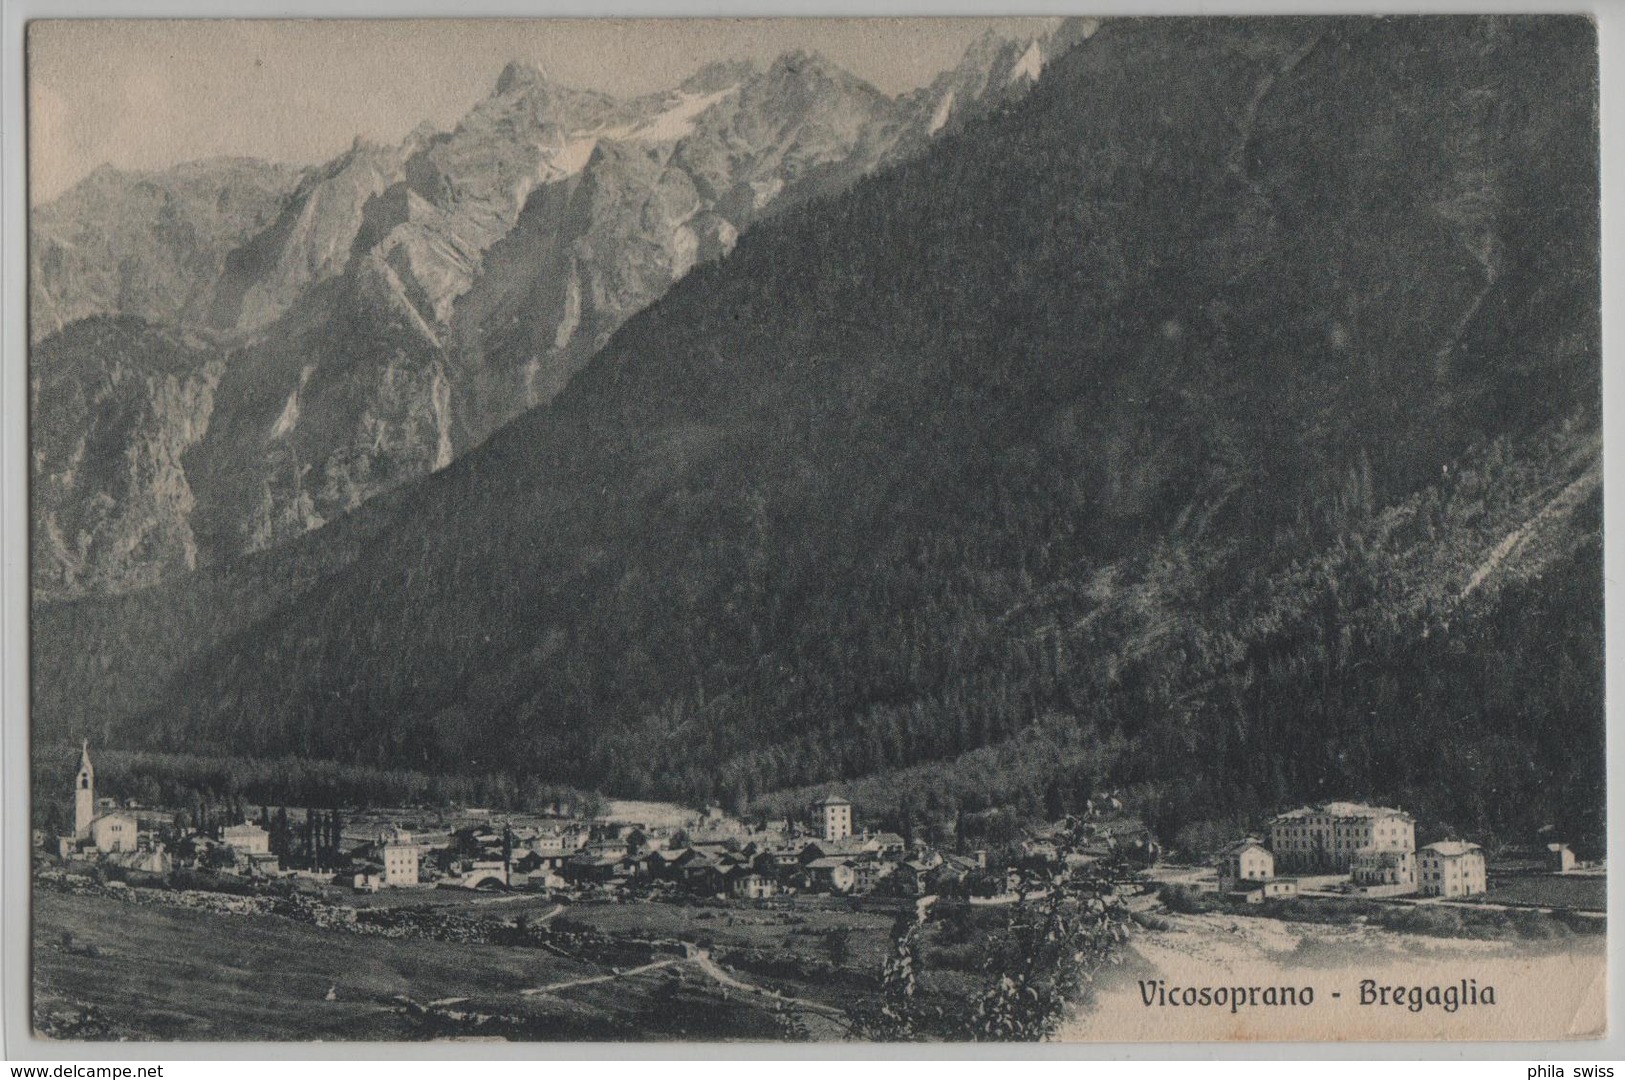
xmin=56 ymin=741 xmax=139 ymax=859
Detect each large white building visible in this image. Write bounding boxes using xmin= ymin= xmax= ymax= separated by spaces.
xmin=528 ymin=826 xmax=588 ymax=856
xmin=1269 ymin=801 xmax=1415 ymax=873
xmin=88 ymin=812 xmax=138 ymax=854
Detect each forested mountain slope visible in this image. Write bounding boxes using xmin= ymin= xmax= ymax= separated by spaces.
xmin=39 ymin=17 xmax=1600 ymax=847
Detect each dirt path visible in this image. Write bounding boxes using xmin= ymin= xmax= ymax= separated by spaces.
xmin=519 ymin=957 xmax=680 ymax=996
xmin=689 ymin=950 xmax=844 ymax=1017
xmin=469 ymin=893 xmax=542 ymax=906
xmin=514 ymin=943 xmax=843 ymax=1018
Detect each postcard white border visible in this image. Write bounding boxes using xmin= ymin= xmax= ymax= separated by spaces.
xmin=2 ymin=0 xmax=1619 ymax=1062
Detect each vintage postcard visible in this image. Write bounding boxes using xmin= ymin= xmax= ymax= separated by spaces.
xmin=26 ymin=16 xmax=1603 ymax=1043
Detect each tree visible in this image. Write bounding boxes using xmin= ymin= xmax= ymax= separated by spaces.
xmin=1044 ymin=780 xmax=1067 ymax=823
xmin=35 ymin=800 xmax=68 ymax=838
xmin=844 ymin=820 xmax=1141 ymax=1042
xmin=845 ymin=896 xmax=938 ymax=1040
xmin=969 ymin=827 xmax=1139 ymax=1041
xmin=204 ymin=844 xmax=238 ymax=872
xmin=270 ymin=807 xmax=290 ymax=859
xmin=823 ymin=927 xmax=853 ymax=966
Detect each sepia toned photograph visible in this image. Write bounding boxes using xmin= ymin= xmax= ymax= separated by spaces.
xmin=24 ymin=14 xmax=1604 ymax=1044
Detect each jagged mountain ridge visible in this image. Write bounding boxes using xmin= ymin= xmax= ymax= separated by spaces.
xmin=31 ymin=27 xmax=1068 ymax=601
xmin=29 ymin=158 xmax=304 ymax=342
xmin=36 ymin=17 xmax=1599 ymax=844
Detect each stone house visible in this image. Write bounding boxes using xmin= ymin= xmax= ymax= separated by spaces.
xmin=1418 ymin=841 xmax=1487 ymax=897
xmin=1217 ymin=839 xmax=1273 ymax=889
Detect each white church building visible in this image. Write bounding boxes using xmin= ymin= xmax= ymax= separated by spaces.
xmin=56 ymin=742 xmax=139 ymax=858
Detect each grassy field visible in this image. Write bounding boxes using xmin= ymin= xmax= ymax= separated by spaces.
xmin=36 ymin=891 xmax=587 ymax=1039
xmin=34 ymin=878 xmax=964 ymax=1040
xmin=33 ymin=890 xmax=827 ymax=1041
xmin=1157 ymin=881 xmax=1605 ymax=940
xmin=558 ymin=897 xmax=894 ymax=946
xmin=1485 ymin=873 xmax=1606 ymax=911
xmin=33 ymin=881 xmax=1034 ymax=1042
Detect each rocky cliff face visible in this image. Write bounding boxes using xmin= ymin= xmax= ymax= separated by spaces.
xmin=30 ymin=159 xmax=303 ymax=342
xmin=31 ymin=318 xmax=223 ymax=598
xmin=29 ymin=28 xmax=1069 ymax=599
xmin=442 ymin=47 xmax=949 ymax=452
xmin=179 ymin=271 xmax=457 ymax=563
xmin=207 ymin=138 xmax=415 ymax=334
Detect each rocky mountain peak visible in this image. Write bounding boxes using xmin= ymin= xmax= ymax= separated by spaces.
xmin=76 ymin=162 xmax=125 ymax=188
xmin=680 ymin=59 xmax=759 ymax=95
xmin=766 ymin=48 xmax=854 ymax=87
xmin=402 ymin=120 xmax=442 ymax=157
xmin=495 ymin=59 xmax=550 ymax=96
xmin=959 ymin=27 xmax=1015 ymax=68
xmin=30 ymin=23 xmax=1094 ymax=598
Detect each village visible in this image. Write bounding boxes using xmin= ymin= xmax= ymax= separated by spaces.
xmin=46 ymin=744 xmax=1032 ymax=901
xmin=43 ymin=743 xmax=1603 ymax=915
xmin=31 ymin=743 xmax=1608 ymax=1040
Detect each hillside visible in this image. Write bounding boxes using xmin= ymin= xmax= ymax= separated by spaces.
xmin=35 ymin=16 xmax=1600 ymax=848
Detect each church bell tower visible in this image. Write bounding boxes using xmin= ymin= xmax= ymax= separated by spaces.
xmin=74 ymin=740 xmax=95 ymax=838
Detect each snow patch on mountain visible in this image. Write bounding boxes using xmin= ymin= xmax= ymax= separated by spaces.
xmin=750 ymin=177 xmax=785 ymax=210
xmin=529 ymin=86 xmax=741 ymax=180
xmin=554 ymin=264 xmax=582 ymax=351
xmin=620 ymin=87 xmax=741 ymax=143
xmin=270 ymin=365 xmax=315 ymax=440
xmin=554 ymin=137 xmax=600 ymax=176
xmin=1009 ymin=41 xmax=1044 ymax=84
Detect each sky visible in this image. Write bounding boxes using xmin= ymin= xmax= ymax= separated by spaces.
xmin=28 ymin=18 xmax=1059 ymax=205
